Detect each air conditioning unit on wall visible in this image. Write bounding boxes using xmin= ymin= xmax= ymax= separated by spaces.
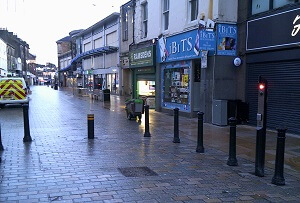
xmin=212 ymin=100 xmax=228 ymax=126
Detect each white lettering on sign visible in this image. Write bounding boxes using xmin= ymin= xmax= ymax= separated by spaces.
xmin=170 ymin=37 xmax=193 ymax=54
xmin=291 ymin=15 xmax=300 ymax=37
xmin=218 ymin=25 xmax=237 ymax=35
xmin=133 ymin=50 xmax=151 ymax=60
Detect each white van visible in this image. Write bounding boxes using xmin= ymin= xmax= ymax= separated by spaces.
xmin=0 ymin=77 xmax=29 ymax=108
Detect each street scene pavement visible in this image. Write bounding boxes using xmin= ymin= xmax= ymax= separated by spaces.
xmin=0 ymin=86 xmax=300 ymax=203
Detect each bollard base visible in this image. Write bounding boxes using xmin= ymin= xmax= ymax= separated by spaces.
xmin=173 ymin=138 xmax=180 ymax=143
xmin=227 ymin=158 xmax=238 ymax=166
xmin=144 ymin=132 xmax=151 ymax=137
xmin=196 ymin=146 xmax=204 ymax=153
xmin=272 ymin=176 xmax=285 ymax=186
xmin=23 ymin=136 xmax=32 ymax=142
xmin=255 ymin=168 xmax=264 ymax=177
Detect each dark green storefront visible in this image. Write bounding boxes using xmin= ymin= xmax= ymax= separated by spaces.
xmin=129 ymin=45 xmax=156 ymax=108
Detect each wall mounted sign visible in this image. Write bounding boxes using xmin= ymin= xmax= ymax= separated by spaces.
xmin=129 ymin=46 xmax=155 ymax=68
xmin=217 ymin=24 xmax=237 ymax=56
xmin=157 ymin=29 xmax=215 ymax=63
xmin=247 ymin=7 xmax=300 ymax=51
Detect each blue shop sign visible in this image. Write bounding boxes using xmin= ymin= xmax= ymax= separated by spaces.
xmin=217 ymin=24 xmax=237 ymax=56
xmin=157 ymin=29 xmax=215 ymax=63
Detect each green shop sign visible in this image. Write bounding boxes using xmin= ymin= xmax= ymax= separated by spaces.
xmin=129 ymin=46 xmax=155 ymax=68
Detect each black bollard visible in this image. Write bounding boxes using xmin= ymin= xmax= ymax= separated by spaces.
xmin=196 ymin=112 xmax=204 ymax=153
xmin=144 ymin=105 xmax=151 ymax=137
xmin=0 ymin=124 xmax=4 ymax=151
xmin=87 ymin=114 xmax=94 ymax=139
xmin=272 ymin=128 xmax=287 ymax=186
xmin=227 ymin=117 xmax=238 ymax=166
xmin=173 ymin=108 xmax=180 ymax=143
xmin=23 ymin=104 xmax=32 ymax=142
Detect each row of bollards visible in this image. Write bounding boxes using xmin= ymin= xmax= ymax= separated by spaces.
xmin=171 ymin=108 xmax=287 ymax=186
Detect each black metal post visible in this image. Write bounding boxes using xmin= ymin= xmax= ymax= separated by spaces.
xmin=23 ymin=104 xmax=32 ymax=142
xmin=0 ymin=124 xmax=4 ymax=151
xmin=88 ymin=114 xmax=94 ymax=139
xmin=255 ymin=127 xmax=266 ymax=177
xmin=196 ymin=112 xmax=204 ymax=153
xmin=227 ymin=117 xmax=238 ymax=166
xmin=272 ymin=128 xmax=287 ymax=186
xmin=173 ymin=108 xmax=180 ymax=143
xmin=144 ymin=105 xmax=151 ymax=137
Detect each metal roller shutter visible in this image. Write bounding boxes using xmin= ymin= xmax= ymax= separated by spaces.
xmin=247 ymin=61 xmax=300 ymax=135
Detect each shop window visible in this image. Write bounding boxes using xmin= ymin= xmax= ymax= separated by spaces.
xmin=163 ymin=68 xmax=189 ymax=104
xmin=137 ymin=81 xmax=155 ymax=97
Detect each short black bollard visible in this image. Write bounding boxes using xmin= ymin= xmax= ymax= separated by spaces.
xmin=0 ymin=124 xmax=4 ymax=151
xmin=196 ymin=112 xmax=204 ymax=153
xmin=173 ymin=108 xmax=180 ymax=143
xmin=23 ymin=104 xmax=32 ymax=142
xmin=227 ymin=117 xmax=238 ymax=166
xmin=87 ymin=114 xmax=94 ymax=139
xmin=144 ymin=105 xmax=151 ymax=137
xmin=272 ymin=128 xmax=287 ymax=186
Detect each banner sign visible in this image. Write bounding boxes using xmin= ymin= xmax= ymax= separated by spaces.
xmin=157 ymin=29 xmax=215 ymax=63
xmin=217 ymin=24 xmax=237 ymax=56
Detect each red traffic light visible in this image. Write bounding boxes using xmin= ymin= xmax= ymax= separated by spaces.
xmin=259 ymin=83 xmax=265 ymax=90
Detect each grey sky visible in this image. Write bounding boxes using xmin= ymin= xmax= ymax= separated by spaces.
xmin=0 ymin=0 xmax=129 ymax=66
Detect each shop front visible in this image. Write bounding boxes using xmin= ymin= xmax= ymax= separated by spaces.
xmin=246 ymin=7 xmax=300 ymax=134
xmin=157 ymin=28 xmax=216 ymax=115
xmin=129 ymin=45 xmax=156 ymax=108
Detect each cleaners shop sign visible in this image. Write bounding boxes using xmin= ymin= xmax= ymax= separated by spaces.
xmin=129 ymin=46 xmax=155 ymax=68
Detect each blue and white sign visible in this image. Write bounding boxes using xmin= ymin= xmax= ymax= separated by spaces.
xmin=157 ymin=29 xmax=215 ymax=63
xmin=217 ymin=24 xmax=238 ymax=56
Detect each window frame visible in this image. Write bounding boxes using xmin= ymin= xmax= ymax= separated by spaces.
xmin=162 ymin=0 xmax=170 ymax=31
xmin=250 ymin=0 xmax=299 ymax=15
xmin=122 ymin=8 xmax=128 ymax=41
xmin=189 ymin=0 xmax=198 ymax=22
xmin=142 ymin=2 xmax=148 ymax=38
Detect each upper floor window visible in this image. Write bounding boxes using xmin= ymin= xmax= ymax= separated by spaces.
xmin=189 ymin=0 xmax=198 ymax=22
xmin=252 ymin=0 xmax=299 ymax=15
xmin=122 ymin=8 xmax=128 ymax=41
xmin=163 ymin=0 xmax=169 ymax=31
xmin=142 ymin=2 xmax=148 ymax=38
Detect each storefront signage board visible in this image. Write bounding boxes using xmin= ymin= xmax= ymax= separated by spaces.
xmin=129 ymin=46 xmax=155 ymax=68
xmin=247 ymin=8 xmax=300 ymax=51
xmin=217 ymin=24 xmax=237 ymax=56
xmin=157 ymin=29 xmax=215 ymax=63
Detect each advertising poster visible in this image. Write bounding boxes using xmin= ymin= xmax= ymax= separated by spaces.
xmin=217 ymin=24 xmax=237 ymax=56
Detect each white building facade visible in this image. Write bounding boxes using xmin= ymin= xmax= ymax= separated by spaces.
xmin=0 ymin=38 xmax=7 ymax=77
xmin=74 ymin=13 xmax=121 ymax=95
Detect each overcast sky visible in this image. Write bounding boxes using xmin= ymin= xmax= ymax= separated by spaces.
xmin=0 ymin=0 xmax=129 ymax=66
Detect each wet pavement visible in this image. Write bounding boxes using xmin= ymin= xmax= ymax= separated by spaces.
xmin=0 ymin=85 xmax=299 ymax=202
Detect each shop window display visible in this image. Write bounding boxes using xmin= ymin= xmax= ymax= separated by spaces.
xmin=163 ymin=68 xmax=189 ymax=104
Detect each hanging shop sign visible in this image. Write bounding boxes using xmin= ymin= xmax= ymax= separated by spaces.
xmin=129 ymin=46 xmax=155 ymax=68
xmin=247 ymin=7 xmax=300 ymax=51
xmin=157 ymin=29 xmax=215 ymax=63
xmin=217 ymin=24 xmax=238 ymax=56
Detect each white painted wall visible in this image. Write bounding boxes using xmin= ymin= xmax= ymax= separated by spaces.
xmin=134 ymin=0 xmax=238 ymax=42
xmin=0 ymin=38 xmax=7 ymax=76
